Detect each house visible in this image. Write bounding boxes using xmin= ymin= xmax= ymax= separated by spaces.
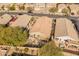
xmin=0 ymin=14 xmax=12 ymax=25
xmin=33 ymin=3 xmax=46 ymax=13
xmin=55 ymin=18 xmax=78 ymax=41
xmin=24 ymin=3 xmax=34 ymax=12
xmin=46 ymin=3 xmax=57 ymax=13
xmin=0 ymin=3 xmax=9 ymax=11
xmin=58 ymin=3 xmax=67 ymax=13
xmin=10 ymin=14 xmax=32 ymax=28
xmin=27 ymin=16 xmax=52 ymax=45
xmin=46 ymin=3 xmax=57 ymax=10
xmin=69 ymin=4 xmax=79 ymax=15
xmin=46 ymin=3 xmax=56 ymax=8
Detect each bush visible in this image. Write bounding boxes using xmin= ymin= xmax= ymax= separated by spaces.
xmin=19 ymin=5 xmax=25 ymax=10
xmin=49 ymin=7 xmax=58 ymax=13
xmin=38 ymin=41 xmax=63 ymax=56
xmin=0 ymin=25 xmax=29 ymax=46
xmin=24 ymin=48 xmax=29 ymax=53
xmin=9 ymin=4 xmax=15 ymax=10
xmin=61 ymin=8 xmax=70 ymax=15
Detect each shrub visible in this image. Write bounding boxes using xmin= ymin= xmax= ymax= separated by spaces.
xmin=61 ymin=8 xmax=69 ymax=15
xmin=19 ymin=5 xmax=25 ymax=10
xmin=38 ymin=41 xmax=63 ymax=56
xmin=9 ymin=4 xmax=15 ymax=10
xmin=0 ymin=25 xmax=29 ymax=46
xmin=49 ymin=7 xmax=58 ymax=13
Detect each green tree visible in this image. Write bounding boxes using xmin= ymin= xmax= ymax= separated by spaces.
xmin=9 ymin=4 xmax=15 ymax=11
xmin=38 ymin=41 xmax=63 ymax=56
xmin=0 ymin=25 xmax=29 ymax=46
xmin=49 ymin=7 xmax=58 ymax=14
xmin=19 ymin=5 xmax=25 ymax=10
xmin=61 ymin=8 xmax=70 ymax=16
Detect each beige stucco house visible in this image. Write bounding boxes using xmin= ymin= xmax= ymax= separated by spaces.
xmin=55 ymin=18 xmax=78 ymax=41
xmin=0 ymin=14 xmax=12 ymax=25
xmin=10 ymin=14 xmax=32 ymax=28
xmin=27 ymin=16 xmax=52 ymax=45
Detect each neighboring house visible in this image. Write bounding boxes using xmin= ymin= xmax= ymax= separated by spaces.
xmin=46 ymin=3 xmax=57 ymax=8
xmin=0 ymin=14 xmax=12 ymax=25
xmin=10 ymin=14 xmax=32 ymax=28
xmin=3 ymin=4 xmax=9 ymax=11
xmin=33 ymin=3 xmax=46 ymax=13
xmin=55 ymin=18 xmax=78 ymax=41
xmin=28 ymin=16 xmax=52 ymax=45
xmin=69 ymin=4 xmax=79 ymax=15
xmin=0 ymin=3 xmax=8 ymax=10
xmin=24 ymin=3 xmax=34 ymax=11
xmin=46 ymin=3 xmax=57 ymax=13
xmin=34 ymin=3 xmax=57 ymax=13
xmin=58 ymin=3 xmax=67 ymax=13
xmin=15 ymin=4 xmax=20 ymax=11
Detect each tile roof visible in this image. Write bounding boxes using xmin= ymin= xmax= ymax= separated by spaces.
xmin=30 ymin=16 xmax=52 ymax=39
xmin=55 ymin=18 xmax=78 ymax=40
xmin=0 ymin=14 xmax=12 ymax=24
xmin=10 ymin=14 xmax=32 ymax=28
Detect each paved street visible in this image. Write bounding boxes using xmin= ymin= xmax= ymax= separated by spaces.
xmin=0 ymin=11 xmax=79 ymax=20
